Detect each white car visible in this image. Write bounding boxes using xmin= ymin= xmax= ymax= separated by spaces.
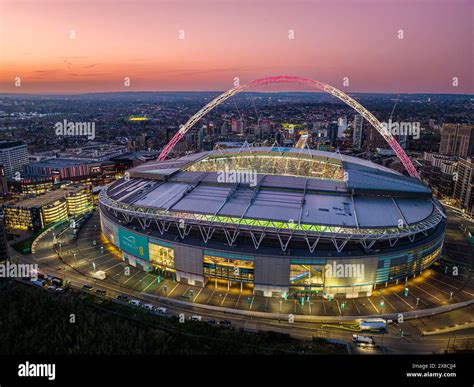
xmin=352 ymin=334 xmax=376 ymax=347
xmin=142 ymin=303 xmax=154 ymax=310
xmin=154 ymin=307 xmax=168 ymax=315
xmin=129 ymin=299 xmax=141 ymax=307
xmin=190 ymin=315 xmax=202 ymax=321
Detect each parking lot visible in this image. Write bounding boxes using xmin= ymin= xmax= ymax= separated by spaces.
xmin=31 ymin=212 xmax=474 ymax=318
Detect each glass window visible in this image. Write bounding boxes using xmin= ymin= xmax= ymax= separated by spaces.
xmin=149 ymin=243 xmax=175 ymax=270
xmin=290 ymin=264 xmax=324 ymax=288
xmin=203 ymin=255 xmax=254 ymax=282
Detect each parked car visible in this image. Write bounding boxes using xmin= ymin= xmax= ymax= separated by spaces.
xmin=142 ymin=303 xmax=154 ymax=310
xmin=82 ymin=284 xmax=93 ymax=291
xmin=95 ymin=289 xmax=106 ymax=296
xmin=31 ymin=279 xmax=46 ymax=288
xmin=219 ymin=320 xmax=232 ymax=328
xmin=154 ymin=307 xmax=168 ymax=315
xmin=47 ymin=285 xmax=57 ymax=292
xmin=129 ymin=299 xmax=141 ymax=307
xmin=190 ymin=315 xmax=202 ymax=321
xmin=55 ymin=287 xmax=67 ymax=294
xmin=116 ymin=295 xmax=129 ymax=302
xmin=352 ymin=334 xmax=376 ymax=347
xmin=51 ymin=277 xmax=63 ymax=287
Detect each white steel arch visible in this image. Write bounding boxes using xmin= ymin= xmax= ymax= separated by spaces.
xmin=158 ymin=75 xmax=419 ymax=178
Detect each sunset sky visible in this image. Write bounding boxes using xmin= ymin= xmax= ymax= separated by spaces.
xmin=0 ymin=0 xmax=472 ymax=94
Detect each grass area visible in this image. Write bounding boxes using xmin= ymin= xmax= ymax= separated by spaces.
xmin=10 ymin=232 xmax=40 ymax=255
xmin=0 ymin=282 xmax=347 ymax=355
xmin=10 ymin=219 xmax=68 ymax=255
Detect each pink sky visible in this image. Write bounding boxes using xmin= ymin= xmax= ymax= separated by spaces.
xmin=0 ymin=0 xmax=472 ymax=93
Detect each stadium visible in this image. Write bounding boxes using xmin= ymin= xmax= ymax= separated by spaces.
xmin=99 ymin=146 xmax=447 ymax=299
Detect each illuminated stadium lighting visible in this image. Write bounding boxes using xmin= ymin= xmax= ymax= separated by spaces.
xmin=99 ymin=146 xmax=445 ymax=299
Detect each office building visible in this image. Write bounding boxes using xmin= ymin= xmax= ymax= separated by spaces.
xmin=453 ymin=157 xmax=474 ymax=216
xmin=439 ymin=124 xmax=474 ymax=158
xmin=0 ymin=141 xmax=29 ymax=179
xmin=3 ymin=185 xmax=93 ymax=231
xmin=352 ymin=114 xmax=364 ymax=149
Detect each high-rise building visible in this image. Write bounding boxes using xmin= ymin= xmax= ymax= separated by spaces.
xmin=439 ymin=124 xmax=474 ymax=158
xmin=352 ymin=114 xmax=364 ymax=149
xmin=198 ymin=126 xmax=205 ymax=149
xmin=0 ymin=164 xmax=8 ymax=197
xmin=327 ymin=122 xmax=339 ymax=145
xmin=421 ymin=152 xmax=457 ymax=197
xmin=259 ymin=119 xmax=271 ymax=136
xmin=220 ymin=121 xmax=229 ymax=136
xmin=337 ymin=117 xmax=348 ymax=138
xmin=0 ymin=141 xmax=29 ymax=179
xmin=453 ymin=157 xmax=474 ymax=216
xmin=231 ymin=118 xmax=238 ymax=133
xmin=366 ymin=126 xmax=387 ymax=150
xmin=237 ymin=118 xmax=246 ymax=134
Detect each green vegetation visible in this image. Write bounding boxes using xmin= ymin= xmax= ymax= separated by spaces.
xmin=0 ymin=282 xmax=347 ymax=355
xmin=10 ymin=219 xmax=68 ymax=255
xmin=10 ymin=233 xmax=39 ymax=255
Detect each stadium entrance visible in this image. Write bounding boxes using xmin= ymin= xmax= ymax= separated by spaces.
xmin=289 ymin=264 xmax=325 ymax=292
xmin=203 ymin=254 xmax=254 ymax=290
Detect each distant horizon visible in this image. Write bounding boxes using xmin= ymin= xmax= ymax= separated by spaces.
xmin=1 ymin=0 xmax=472 ymax=94
xmin=1 ymin=90 xmax=473 ymax=97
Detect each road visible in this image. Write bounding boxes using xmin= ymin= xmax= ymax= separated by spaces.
xmin=14 ymin=209 xmax=474 ymax=354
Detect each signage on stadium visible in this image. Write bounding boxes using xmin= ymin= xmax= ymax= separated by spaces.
xmin=118 ymin=227 xmax=149 ymax=261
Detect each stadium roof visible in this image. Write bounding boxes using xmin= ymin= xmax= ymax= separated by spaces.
xmin=106 ymin=148 xmax=435 ymax=229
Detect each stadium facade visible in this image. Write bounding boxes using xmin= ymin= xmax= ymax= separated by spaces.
xmin=99 ymin=147 xmax=446 ymax=299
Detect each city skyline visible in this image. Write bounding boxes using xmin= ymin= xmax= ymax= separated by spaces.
xmin=0 ymin=0 xmax=473 ymax=382
xmin=1 ymin=0 xmax=472 ymax=94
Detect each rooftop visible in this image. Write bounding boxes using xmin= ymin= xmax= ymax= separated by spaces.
xmin=0 ymin=141 xmax=26 ymax=150
xmin=6 ymin=185 xmax=88 ymax=208
xmin=27 ymin=158 xmax=98 ymax=168
xmin=105 ymin=148 xmax=435 ymax=229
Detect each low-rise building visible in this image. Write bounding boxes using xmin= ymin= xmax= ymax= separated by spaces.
xmin=3 ymin=185 xmax=93 ymax=231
